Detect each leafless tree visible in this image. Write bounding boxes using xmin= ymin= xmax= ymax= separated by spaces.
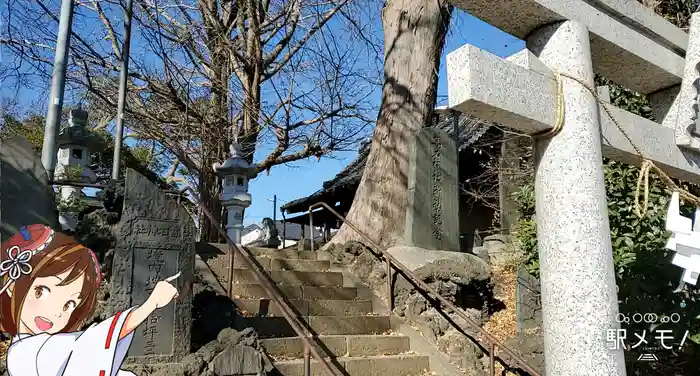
xmin=460 ymin=127 xmax=533 ymax=213
xmin=2 ymin=0 xmax=381 ymax=240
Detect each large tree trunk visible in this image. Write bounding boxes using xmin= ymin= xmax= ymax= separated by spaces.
xmin=198 ymin=162 xmax=223 ymax=243
xmin=328 ymin=0 xmax=453 ymax=249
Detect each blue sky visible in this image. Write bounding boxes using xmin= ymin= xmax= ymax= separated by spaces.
xmin=242 ymin=10 xmax=524 ymax=225
xmin=0 ymin=5 xmax=523 ymax=226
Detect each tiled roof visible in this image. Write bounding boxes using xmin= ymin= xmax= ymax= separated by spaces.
xmin=281 ymin=112 xmax=492 ymax=214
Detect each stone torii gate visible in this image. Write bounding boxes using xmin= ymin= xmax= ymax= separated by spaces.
xmin=446 ymin=1 xmax=700 ymax=375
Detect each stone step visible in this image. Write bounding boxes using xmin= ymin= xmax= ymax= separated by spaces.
xmin=233 ymin=299 xmax=372 ymax=317
xmin=207 ymin=243 xmax=318 ymax=260
xmin=272 ymin=355 xmax=430 ymax=376
xmin=232 ymin=284 xmax=359 ymax=300
xmin=236 ymin=316 xmax=391 ymax=337
xmin=233 ymin=257 xmax=330 ymax=271
xmin=231 ymin=269 xmax=343 ymax=287
xmin=260 ymin=335 xmax=410 ymax=358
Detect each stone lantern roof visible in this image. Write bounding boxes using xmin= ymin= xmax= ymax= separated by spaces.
xmin=56 ymin=108 xmax=104 ymax=151
xmin=213 ymin=143 xmax=259 ymax=179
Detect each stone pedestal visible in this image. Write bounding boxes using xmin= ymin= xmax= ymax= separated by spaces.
xmin=60 ymin=185 xmax=81 ymax=201
xmin=527 ymin=21 xmax=625 ymax=376
xmin=223 ymin=198 xmax=249 ymax=244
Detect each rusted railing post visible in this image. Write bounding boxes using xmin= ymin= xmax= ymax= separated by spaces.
xmin=310 ymin=213 xmax=315 ymax=253
xmin=386 ymin=258 xmax=392 ymax=311
xmin=228 ymin=246 xmax=235 ymax=298
xmin=489 ymin=343 xmax=495 ymax=376
xmin=304 ymin=344 xmax=311 ymax=376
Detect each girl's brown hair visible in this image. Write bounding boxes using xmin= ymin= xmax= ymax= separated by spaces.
xmin=0 ymin=229 xmax=100 ymax=336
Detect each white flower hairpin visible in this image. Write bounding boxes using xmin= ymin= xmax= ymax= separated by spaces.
xmin=0 ymin=226 xmax=55 ymax=295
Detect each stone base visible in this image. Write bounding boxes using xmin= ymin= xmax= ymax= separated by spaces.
xmin=386 ymin=245 xmax=482 ymax=272
xmin=122 ymin=328 xmax=272 ymax=376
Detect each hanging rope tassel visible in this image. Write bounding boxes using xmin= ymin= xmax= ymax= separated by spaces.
xmin=634 ymin=160 xmax=653 ymax=218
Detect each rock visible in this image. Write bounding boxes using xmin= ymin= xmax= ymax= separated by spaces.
xmin=209 ymin=345 xmax=263 ymax=375
xmin=297 ymin=238 xmax=321 ymax=251
xmin=255 ymin=217 xmax=280 ymax=248
xmin=502 ymin=332 xmax=545 ymax=375
xmin=75 ymin=209 xmax=118 ymax=280
xmin=386 ymin=245 xmax=481 ymax=271
xmin=483 ymin=235 xmax=508 ymax=249
xmin=472 ymin=246 xmax=490 ymax=263
xmin=0 ymin=135 xmax=59 ymax=240
xmin=199 ymin=339 xmax=227 ymax=363
xmin=180 ymin=353 xmax=205 ymax=376
xmin=192 ymin=290 xmax=237 ymax=349
xmin=120 ymin=326 xmax=267 ymax=376
xmin=151 ymin=364 xmax=185 ymax=376
xmin=437 ymin=330 xmax=485 ymax=375
xmin=393 ymin=254 xmax=492 ymax=315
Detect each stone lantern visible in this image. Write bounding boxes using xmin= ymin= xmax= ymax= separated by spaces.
xmin=213 ymin=142 xmax=258 ymax=243
xmin=54 ymin=108 xmax=103 ymax=230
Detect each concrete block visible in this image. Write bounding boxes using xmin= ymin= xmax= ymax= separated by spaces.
xmin=233 ymin=257 xmax=330 ymax=271
xmin=231 ymin=284 xmax=304 ymax=299
xmin=597 ymin=85 xmax=611 ymax=103
xmin=447 ymin=44 xmax=558 ymax=134
xmin=307 ymin=316 xmax=391 ymax=336
xmin=208 ymin=243 xmax=319 ymax=260
xmin=301 ymin=286 xmax=359 ymax=300
xmin=231 ymin=284 xmax=360 ymax=300
xmin=343 ymin=355 xmax=430 ymax=376
xmin=346 ymin=335 xmax=410 ymax=356
xmin=231 ymin=269 xmax=343 ymax=287
xmin=248 ymin=247 xmax=319 ymax=260
xmin=233 ymin=299 xmax=372 ymax=317
xmin=260 ymin=335 xmax=410 ymax=358
xmin=239 ymin=316 xmax=391 ymax=337
xmin=273 ymin=355 xmax=429 ymax=376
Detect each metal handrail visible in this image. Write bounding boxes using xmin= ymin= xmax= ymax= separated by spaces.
xmin=178 ymin=188 xmax=340 ymax=376
xmin=308 ymin=202 xmax=541 ymax=376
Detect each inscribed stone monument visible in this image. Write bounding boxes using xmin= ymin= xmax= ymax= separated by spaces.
xmin=404 ymin=127 xmax=459 ymax=252
xmin=515 ymin=267 xmax=542 ymax=333
xmin=0 ymin=135 xmax=59 ymax=242
xmin=109 ymin=169 xmax=195 ymax=363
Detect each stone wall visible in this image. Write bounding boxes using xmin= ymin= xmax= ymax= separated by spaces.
xmin=325 ymin=241 xmax=546 ymax=375
xmin=326 ymin=242 xmax=497 ymax=375
xmin=123 ymin=328 xmax=271 ymax=376
xmin=515 ymin=267 xmax=542 ymax=334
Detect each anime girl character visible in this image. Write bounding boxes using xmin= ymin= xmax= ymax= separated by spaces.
xmin=0 ymin=224 xmax=180 ymax=376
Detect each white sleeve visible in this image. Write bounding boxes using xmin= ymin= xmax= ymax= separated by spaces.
xmin=38 ymin=307 xmax=137 ymax=376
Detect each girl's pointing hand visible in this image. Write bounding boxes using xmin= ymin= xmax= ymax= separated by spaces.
xmin=146 ymin=272 xmax=180 ymax=309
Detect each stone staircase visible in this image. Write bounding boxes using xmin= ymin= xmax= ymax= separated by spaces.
xmin=197 ymin=243 xmax=432 ymax=376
